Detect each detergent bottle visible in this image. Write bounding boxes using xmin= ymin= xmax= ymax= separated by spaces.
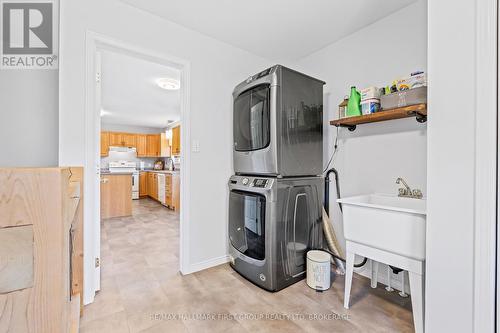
xmin=346 ymin=86 xmax=361 ymax=117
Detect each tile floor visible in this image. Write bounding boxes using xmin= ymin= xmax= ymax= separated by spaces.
xmin=80 ymin=198 xmax=414 ymax=333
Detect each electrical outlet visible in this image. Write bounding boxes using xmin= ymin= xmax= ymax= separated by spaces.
xmin=192 ymin=140 xmax=200 ymax=153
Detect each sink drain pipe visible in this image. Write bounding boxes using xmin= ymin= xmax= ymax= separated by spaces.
xmin=323 ymin=168 xmax=367 ymax=270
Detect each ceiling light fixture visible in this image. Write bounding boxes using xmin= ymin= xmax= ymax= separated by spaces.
xmin=156 ymin=78 xmax=180 ymax=90
xmin=100 ymin=110 xmax=110 ymax=117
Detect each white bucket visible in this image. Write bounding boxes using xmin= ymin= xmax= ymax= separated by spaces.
xmin=306 ymin=250 xmax=331 ymax=291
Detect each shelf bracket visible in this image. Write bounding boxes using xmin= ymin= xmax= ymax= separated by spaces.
xmin=336 ymin=124 xmax=357 ymax=132
xmin=414 ymin=112 xmax=427 ymax=123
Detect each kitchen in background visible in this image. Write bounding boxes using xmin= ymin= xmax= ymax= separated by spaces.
xmin=98 ymin=48 xmax=182 ymax=221
xmin=100 ymin=124 xmax=182 ymax=217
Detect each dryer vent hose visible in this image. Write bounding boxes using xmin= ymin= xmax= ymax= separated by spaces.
xmin=321 ymin=207 xmax=368 ymax=270
xmin=322 ymin=207 xmax=345 ymax=259
xmin=321 ymin=209 xmax=369 ymax=270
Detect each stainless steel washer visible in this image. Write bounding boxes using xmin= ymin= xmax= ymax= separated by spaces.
xmin=228 ymin=174 xmax=324 ymax=291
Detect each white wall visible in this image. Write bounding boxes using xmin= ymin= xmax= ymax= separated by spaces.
xmin=295 ymin=0 xmax=427 ymax=287
xmin=426 ymin=0 xmax=491 ymax=331
xmin=59 ymin=0 xmax=272 ymax=303
xmin=0 ymin=70 xmax=58 ymax=167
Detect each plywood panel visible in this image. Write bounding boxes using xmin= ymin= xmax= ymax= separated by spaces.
xmin=0 ymin=225 xmax=33 ymax=294
xmin=0 ymin=168 xmax=69 ymax=333
xmin=0 ymin=288 xmax=31 ymax=333
xmin=69 ymin=167 xmax=84 ymax=316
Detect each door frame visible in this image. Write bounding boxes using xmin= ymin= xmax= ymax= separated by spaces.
xmin=475 ymin=0 xmax=497 ymax=332
xmin=84 ymin=31 xmax=191 ymax=304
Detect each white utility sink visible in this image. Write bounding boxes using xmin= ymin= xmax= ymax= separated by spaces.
xmin=338 ymin=193 xmax=426 ymax=260
xmin=339 ymin=193 xmax=427 ymax=333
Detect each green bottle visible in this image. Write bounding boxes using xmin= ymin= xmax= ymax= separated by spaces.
xmin=346 ymin=86 xmax=361 ymax=117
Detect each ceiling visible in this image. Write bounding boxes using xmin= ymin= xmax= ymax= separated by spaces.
xmin=100 ymin=49 xmax=181 ymax=128
xmin=120 ymin=0 xmax=417 ymax=61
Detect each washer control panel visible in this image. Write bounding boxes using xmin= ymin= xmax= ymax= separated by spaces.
xmin=230 ymin=176 xmax=272 ymax=188
xmin=252 ymin=179 xmax=268 ymax=188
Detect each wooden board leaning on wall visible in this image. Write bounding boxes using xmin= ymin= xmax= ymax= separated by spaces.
xmin=0 ymin=167 xmax=84 ymax=333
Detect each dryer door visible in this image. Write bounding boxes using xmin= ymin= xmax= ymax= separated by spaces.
xmin=229 ymin=190 xmax=266 ymax=261
xmin=233 ymin=84 xmax=270 ymax=152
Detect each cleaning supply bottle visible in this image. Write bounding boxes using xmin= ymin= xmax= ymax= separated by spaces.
xmin=346 ymin=86 xmax=361 ymax=117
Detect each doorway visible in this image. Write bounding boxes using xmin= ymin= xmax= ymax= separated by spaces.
xmin=84 ymin=33 xmax=191 ymax=304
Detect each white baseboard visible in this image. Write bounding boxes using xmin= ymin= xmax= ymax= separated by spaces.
xmin=181 ymin=255 xmax=230 ymax=275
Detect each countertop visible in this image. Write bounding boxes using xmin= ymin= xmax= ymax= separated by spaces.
xmin=140 ymin=169 xmax=180 ymax=174
xmin=100 ymin=171 xmax=134 ymax=175
xmin=100 ymin=169 xmax=180 ymax=175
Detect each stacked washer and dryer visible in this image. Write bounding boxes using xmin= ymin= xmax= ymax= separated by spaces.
xmin=228 ymin=65 xmax=326 ymax=291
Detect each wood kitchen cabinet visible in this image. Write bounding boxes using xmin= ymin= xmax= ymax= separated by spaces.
xmin=136 ymin=134 xmax=148 ymax=157
xmin=146 ymin=172 xmax=153 ymax=197
xmin=165 ymin=174 xmax=172 ymax=208
xmin=147 ymin=172 xmax=158 ymax=199
xmin=109 ymin=132 xmax=123 ymax=146
xmin=163 ymin=173 xmax=180 ymax=211
xmin=143 ymin=171 xmax=180 ymax=211
xmin=172 ymin=173 xmax=180 ymax=211
xmin=100 ymin=131 xmax=168 ymax=157
xmin=122 ymin=133 xmax=136 ymax=147
xmin=139 ymin=172 xmax=147 ymax=197
xmin=101 ymin=131 xmax=110 ymax=156
xmin=152 ymin=173 xmax=158 ymax=200
xmin=171 ymin=126 xmax=181 ymax=155
xmin=147 ymin=134 xmax=161 ymax=157
xmin=160 ymin=133 xmax=170 ymax=157
xmin=108 ymin=132 xmax=136 ymax=148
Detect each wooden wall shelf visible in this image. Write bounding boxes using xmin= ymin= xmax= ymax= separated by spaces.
xmin=330 ymin=103 xmax=427 ymax=131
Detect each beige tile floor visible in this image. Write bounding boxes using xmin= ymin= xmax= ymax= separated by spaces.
xmin=80 ymin=198 xmax=414 ymax=333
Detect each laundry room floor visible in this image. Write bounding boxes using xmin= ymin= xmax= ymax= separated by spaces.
xmin=79 ymin=198 xmax=414 ymax=333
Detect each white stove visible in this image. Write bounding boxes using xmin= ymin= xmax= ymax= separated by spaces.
xmin=108 ymin=161 xmax=136 ymax=173
xmin=108 ymin=161 xmax=139 ymax=199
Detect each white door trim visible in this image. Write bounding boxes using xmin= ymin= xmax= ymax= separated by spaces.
xmin=474 ymin=0 xmax=497 ymax=332
xmin=84 ymin=31 xmax=192 ymax=304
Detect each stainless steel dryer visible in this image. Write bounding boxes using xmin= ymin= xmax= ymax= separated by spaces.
xmin=228 ymin=174 xmax=324 ymax=291
xmin=233 ymin=65 xmax=325 ymax=177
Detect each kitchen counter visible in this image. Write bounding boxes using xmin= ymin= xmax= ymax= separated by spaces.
xmin=101 ymin=170 xmax=134 ymax=175
xmin=100 ymin=173 xmax=132 ymax=219
xmin=141 ymin=170 xmax=180 ymax=174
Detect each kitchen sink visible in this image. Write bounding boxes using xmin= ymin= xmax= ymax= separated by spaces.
xmin=338 ymin=194 xmax=427 ymax=260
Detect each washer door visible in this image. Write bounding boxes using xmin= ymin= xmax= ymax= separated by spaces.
xmin=229 ymin=190 xmax=266 ymax=261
